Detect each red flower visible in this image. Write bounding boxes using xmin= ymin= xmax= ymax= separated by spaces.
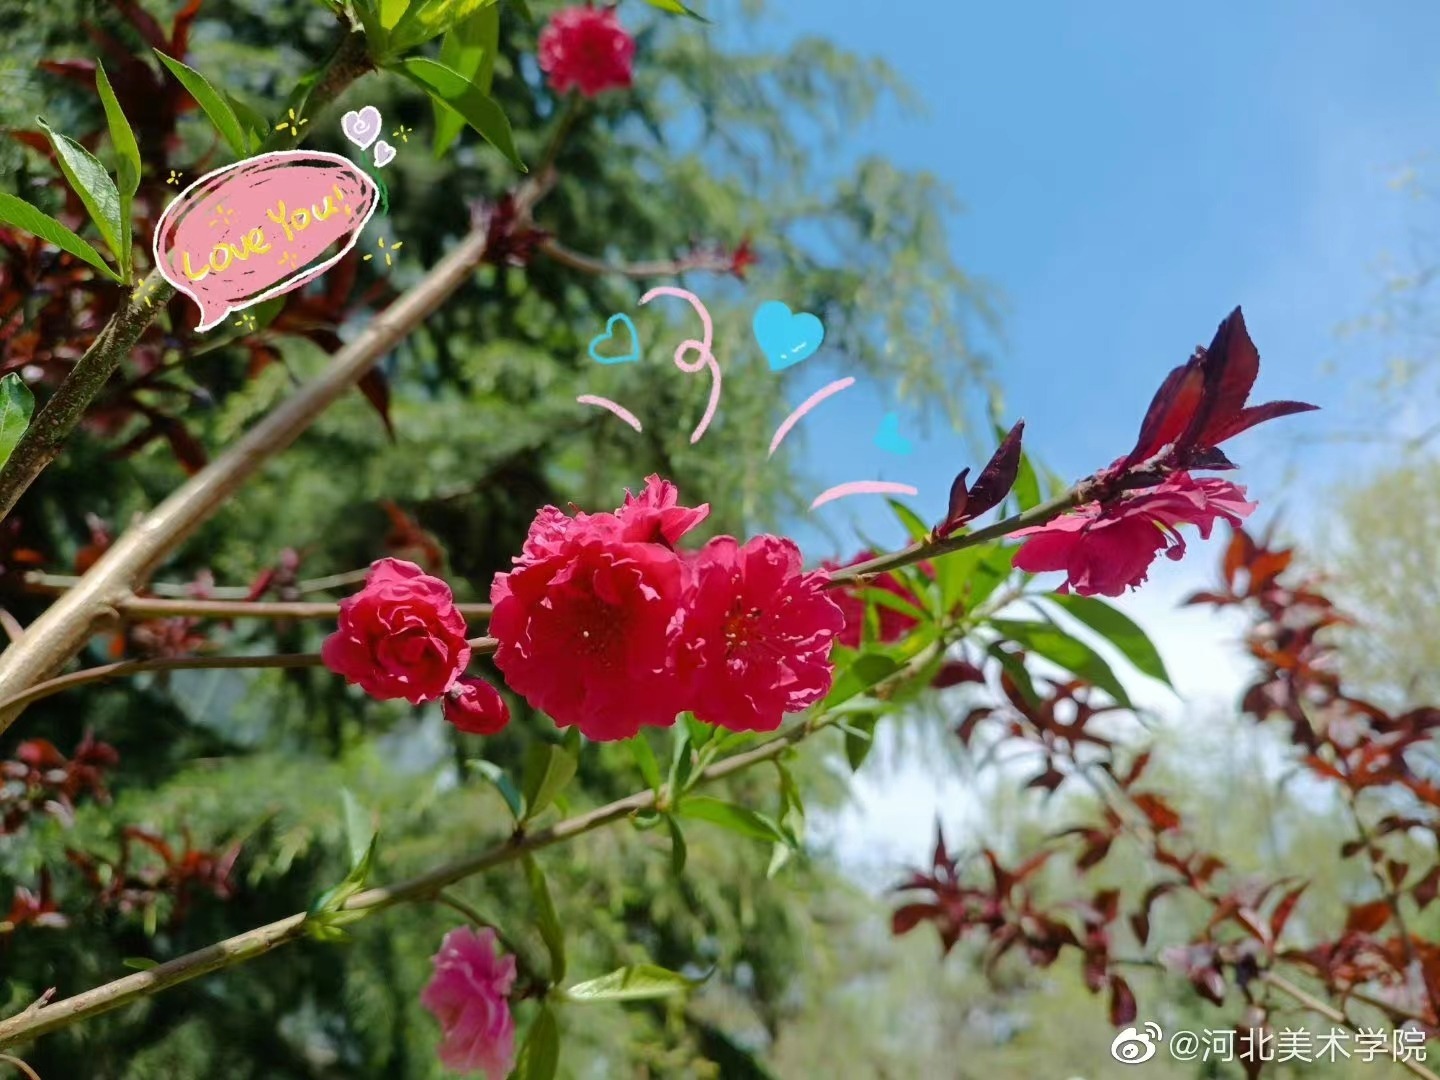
xmin=490 ymin=527 xmax=688 ymax=741
xmin=537 ymin=6 xmax=635 ymax=98
xmin=321 ymin=558 xmax=471 ymax=704
xmin=420 ymin=926 xmax=517 ymax=1079
xmin=1011 ymin=473 xmax=1256 ymax=597
xmin=728 ymin=237 xmax=758 ymax=280
xmin=822 ymin=549 xmax=928 ymax=649
xmin=679 ymin=535 xmax=844 ymax=733
xmin=614 ymin=474 xmax=710 ymax=546
xmin=443 ymin=678 xmax=511 ymax=736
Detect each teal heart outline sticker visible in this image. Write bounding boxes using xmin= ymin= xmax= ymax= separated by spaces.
xmin=588 ymin=313 xmax=640 ymax=365
xmin=753 ymin=300 xmax=824 ymax=371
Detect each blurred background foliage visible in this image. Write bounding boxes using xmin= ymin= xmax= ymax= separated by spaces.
xmin=3 ymin=1 xmax=1437 ymax=1078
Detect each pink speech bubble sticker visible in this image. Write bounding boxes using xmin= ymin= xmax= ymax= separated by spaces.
xmin=152 ymin=150 xmax=379 ymax=331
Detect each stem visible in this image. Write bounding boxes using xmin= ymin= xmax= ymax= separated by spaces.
xmin=0 ymin=695 xmax=850 ymax=1048
xmin=24 ymin=568 xmax=374 ymax=600
xmin=824 ymin=490 xmax=1083 ymax=586
xmin=22 ymin=593 xmax=492 ymax=624
xmin=0 ymin=1055 xmax=41 ymax=1080
xmin=0 ymin=638 xmax=498 ymax=714
xmin=538 ymin=239 xmax=734 ymax=280
xmin=0 ymin=180 xmax=545 ymax=721
xmin=1260 ymin=973 xmax=1440 ymax=1080
xmin=0 ymin=32 xmax=373 ymax=526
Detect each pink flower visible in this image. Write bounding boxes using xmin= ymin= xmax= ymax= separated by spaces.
xmin=321 ymin=558 xmax=471 ymax=704
xmin=537 ymin=6 xmax=635 ymax=98
xmin=679 ymin=535 xmax=845 ymax=733
xmin=613 ymin=475 xmax=710 ymax=546
xmin=491 ymin=529 xmax=688 ymax=742
xmin=420 ymin=926 xmax=518 ymax=1079
xmin=444 ymin=678 xmax=511 ymax=736
xmin=821 ymin=549 xmax=931 ymax=649
xmin=1011 ymin=474 xmax=1256 ymax=597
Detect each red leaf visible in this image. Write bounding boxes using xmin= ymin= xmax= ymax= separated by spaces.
xmin=1109 ymin=975 xmax=1138 ymax=1027
xmin=1132 ymin=792 xmax=1182 ymax=832
xmin=935 ymin=420 xmax=1024 ymax=537
xmin=1413 ymin=866 xmax=1440 ymax=910
xmin=357 ymin=368 xmax=395 ymax=440
xmin=1345 ymin=900 xmax=1391 ymax=935
xmin=1269 ymin=883 xmax=1307 ymax=941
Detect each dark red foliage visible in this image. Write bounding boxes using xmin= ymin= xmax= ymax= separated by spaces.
xmin=935 ymin=420 xmax=1025 ymax=538
xmin=897 ymin=522 xmax=1440 ymax=1042
xmin=1 ymin=870 xmax=67 ymax=934
xmin=1 ymin=732 xmax=118 ymax=835
xmin=67 ymin=826 xmax=240 ymax=926
xmin=1115 ymin=308 xmax=1318 ymax=475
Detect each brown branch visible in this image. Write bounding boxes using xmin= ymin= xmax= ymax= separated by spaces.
xmin=0 ymin=638 xmax=497 ymax=715
xmin=538 ymin=238 xmax=735 ymax=280
xmin=24 ymin=568 xmax=373 ymax=600
xmin=0 ymin=179 xmax=547 ymax=720
xmin=21 ymin=588 xmax=492 ymax=624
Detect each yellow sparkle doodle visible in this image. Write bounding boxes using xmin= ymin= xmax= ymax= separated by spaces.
xmin=363 ymin=236 xmax=404 ymax=268
xmin=391 ymin=125 xmax=413 ymax=144
xmin=275 ymin=108 xmax=309 ymax=137
xmin=166 ymin=170 xmax=184 ymax=185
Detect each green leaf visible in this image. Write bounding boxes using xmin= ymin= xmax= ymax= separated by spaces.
xmin=225 ymin=92 xmax=269 ymax=152
xmin=677 ymin=796 xmax=788 ymax=845
xmin=666 ymin=725 xmax=694 ymax=797
xmin=306 ymin=825 xmax=378 ymax=930
xmin=1044 ymin=594 xmax=1172 ymax=686
xmin=823 ymin=652 xmax=899 ymax=710
xmin=380 ymin=0 xmax=411 ymax=28
xmin=933 ymin=542 xmax=1012 ymax=616
xmin=627 ymin=735 xmax=662 ymax=793
xmin=36 ymin=117 xmax=124 ymax=267
xmin=391 ymin=0 xmax=501 ymax=58
xmin=563 ymin=963 xmax=702 ymax=1003
xmin=153 ymin=51 xmax=249 ymax=156
xmin=989 ymin=618 xmax=1133 ymax=708
xmin=522 ymin=854 xmax=565 ymax=982
xmin=887 ymin=499 xmax=931 ymax=544
xmin=988 ymin=642 xmax=1039 ymax=706
xmin=94 ymin=62 xmax=138 ymax=278
xmin=665 ymin=814 xmax=687 ymax=876
xmin=121 ymin=956 xmax=159 ymax=971
xmin=854 ymin=585 xmax=930 ymax=626
xmin=340 ymin=788 xmax=375 ymax=869
xmin=389 ymin=56 xmax=524 ymax=170
xmin=469 ymin=759 xmax=524 ymax=820
xmin=517 ymin=1004 xmax=559 ymax=1080
xmin=843 ymin=714 xmax=879 ymax=772
xmin=0 ymin=375 xmax=35 ymax=471
xmin=0 ymin=193 xmax=122 ymax=281
xmin=641 ymin=0 xmax=709 ymax=21
xmin=520 ymin=742 xmax=577 ymax=823
xmin=684 ymin=712 xmax=714 ymax=750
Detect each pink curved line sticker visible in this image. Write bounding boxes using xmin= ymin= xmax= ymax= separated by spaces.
xmin=810 ymin=480 xmax=919 ymax=510
xmin=577 ymin=394 xmax=643 ymax=432
xmin=768 ymin=376 xmax=856 ymax=457
xmin=153 ymin=150 xmax=379 ymax=331
xmin=638 ymin=286 xmax=721 ymax=444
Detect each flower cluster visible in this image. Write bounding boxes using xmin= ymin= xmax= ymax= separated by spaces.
xmin=538 ymin=6 xmax=635 ymax=98
xmin=821 ymin=549 xmax=931 ymax=648
xmin=490 ymin=476 xmax=843 ymax=740
xmin=321 ymin=559 xmax=510 ymax=735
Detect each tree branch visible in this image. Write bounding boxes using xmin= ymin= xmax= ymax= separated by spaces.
xmin=537 ymin=238 xmax=735 ymax=280
xmin=0 ymin=638 xmax=497 ymax=715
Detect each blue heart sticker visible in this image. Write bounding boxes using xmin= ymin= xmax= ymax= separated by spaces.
xmin=753 ymin=300 xmax=825 ymax=371
xmin=588 ymin=313 xmax=640 ymax=365
xmin=873 ymin=412 xmax=914 ymax=456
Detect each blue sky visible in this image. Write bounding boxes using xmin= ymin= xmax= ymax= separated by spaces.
xmin=743 ymin=0 xmax=1440 ymax=558
xmin=721 ymin=0 xmax=1440 ymax=866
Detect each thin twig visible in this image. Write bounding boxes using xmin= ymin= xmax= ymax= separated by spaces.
xmin=1261 ymin=973 xmax=1439 ymax=1080
xmin=538 ymin=239 xmax=735 ymax=280
xmin=24 ymin=568 xmax=376 ymax=600
xmin=0 ymin=1054 xmax=42 ymax=1080
xmin=0 ymin=638 xmax=498 ymax=714
xmin=40 ymin=593 xmax=490 ymax=624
